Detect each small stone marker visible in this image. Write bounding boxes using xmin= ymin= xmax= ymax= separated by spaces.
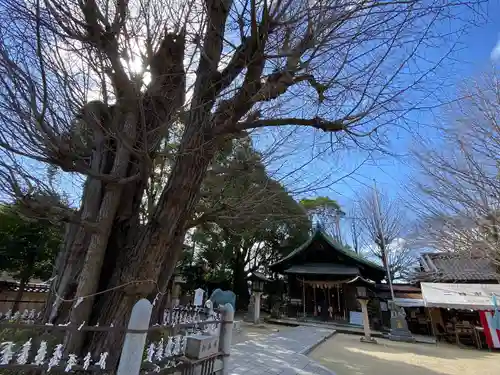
xmin=185 ymin=335 xmax=219 ymax=359
xmin=193 ymin=288 xmax=205 ymax=307
xmin=117 ymin=299 xmax=153 ymax=375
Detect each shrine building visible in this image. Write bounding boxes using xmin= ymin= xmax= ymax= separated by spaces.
xmin=269 ymin=226 xmax=386 ymax=321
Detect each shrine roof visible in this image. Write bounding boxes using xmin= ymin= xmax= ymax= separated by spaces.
xmin=270 ymin=227 xmax=385 ymax=278
xmin=284 ymin=263 xmax=360 ymax=276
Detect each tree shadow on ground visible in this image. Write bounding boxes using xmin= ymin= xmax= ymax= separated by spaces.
xmin=310 ymin=334 xmax=499 ymax=375
xmin=355 ymin=336 xmax=494 ymax=360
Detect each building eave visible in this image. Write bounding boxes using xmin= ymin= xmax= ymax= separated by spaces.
xmin=270 ymin=227 xmax=385 ymax=276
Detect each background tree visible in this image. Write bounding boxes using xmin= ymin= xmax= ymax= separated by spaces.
xmin=0 ymin=0 xmax=482 ymax=360
xmin=300 ymin=197 xmax=345 ymax=240
xmin=356 ymin=188 xmax=416 ymax=281
xmin=0 ymin=202 xmax=62 ymax=311
xmin=177 ymin=247 xmax=208 ymax=294
xmin=190 ymin=139 xmax=311 ymax=308
xmin=410 ymin=70 xmax=500 ymax=277
xmin=350 ymin=208 xmax=361 ymax=254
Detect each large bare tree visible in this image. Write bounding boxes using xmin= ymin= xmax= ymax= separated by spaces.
xmin=0 ymin=0 xmax=484 ymax=360
xmin=410 ymin=69 xmax=500 ymax=278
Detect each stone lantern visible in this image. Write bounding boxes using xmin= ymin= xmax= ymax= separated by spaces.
xmin=356 ymin=284 xmax=377 ymax=344
xmin=248 ymin=272 xmax=271 ymax=324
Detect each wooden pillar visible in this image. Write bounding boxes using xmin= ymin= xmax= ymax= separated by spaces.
xmin=313 ymin=285 xmax=317 ymax=316
xmin=342 ymin=285 xmax=347 ymax=320
xmin=427 ymin=308 xmax=437 ymax=339
xmin=302 ymin=279 xmax=306 ymax=318
xmin=337 ymin=284 xmax=341 ymax=313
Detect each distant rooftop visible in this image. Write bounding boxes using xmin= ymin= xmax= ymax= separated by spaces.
xmin=0 ymin=272 xmax=49 ymax=293
xmin=416 ymin=252 xmax=498 ymax=282
xmin=0 ymin=272 xmax=46 ymax=285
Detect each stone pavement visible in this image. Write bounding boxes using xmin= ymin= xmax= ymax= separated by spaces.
xmin=227 ymin=326 xmax=336 ymax=375
xmin=267 ymin=318 xmax=436 ymax=344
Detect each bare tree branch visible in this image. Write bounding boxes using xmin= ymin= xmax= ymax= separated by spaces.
xmin=409 ymin=69 xmax=500 ymax=278
xmin=357 ymin=188 xmax=417 ymax=281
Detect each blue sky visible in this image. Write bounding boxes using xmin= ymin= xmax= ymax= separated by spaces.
xmin=252 ymin=1 xmax=500 ymax=244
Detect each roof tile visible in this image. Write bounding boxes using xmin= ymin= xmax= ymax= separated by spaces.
xmin=418 ymin=252 xmax=498 ymax=281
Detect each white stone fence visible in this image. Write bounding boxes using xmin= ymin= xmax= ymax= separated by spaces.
xmin=0 ymin=300 xmax=234 ymax=375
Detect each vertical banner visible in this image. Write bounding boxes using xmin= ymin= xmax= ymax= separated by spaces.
xmin=479 ymin=310 xmax=500 ymax=349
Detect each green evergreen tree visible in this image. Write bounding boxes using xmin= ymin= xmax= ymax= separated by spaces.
xmin=0 ymin=203 xmax=62 ymax=311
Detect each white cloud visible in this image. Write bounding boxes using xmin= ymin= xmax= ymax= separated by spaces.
xmin=491 ymin=37 xmax=500 ymax=61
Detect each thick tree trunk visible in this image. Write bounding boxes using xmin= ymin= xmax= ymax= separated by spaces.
xmin=12 ymin=278 xmax=28 ymax=313
xmin=46 ymin=150 xmax=149 ymax=327
xmin=44 ymin=149 xmax=109 ymax=324
xmin=149 ymin=241 xmax=184 ymax=322
xmin=14 ymin=253 xmax=36 ymax=313
xmin=42 ymin=31 xmax=187 ymax=357
xmin=43 ymin=221 xmax=79 ymax=323
xmin=82 ymin=124 xmax=217 ymax=366
xmin=63 ymin=112 xmax=139 ymax=353
xmin=232 ymin=261 xmax=249 ymax=310
xmin=92 ymin=164 xmax=147 ymax=312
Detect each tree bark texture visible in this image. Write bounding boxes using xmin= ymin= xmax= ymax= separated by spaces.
xmin=41 ymin=28 xmax=188 ymax=356
xmin=13 ymin=251 xmax=36 ymax=313
xmin=12 ymin=278 xmax=27 ymax=313
xmin=46 ymin=104 xmax=216 ymax=366
xmin=81 ymin=123 xmax=218 ymax=365
xmin=232 ymin=247 xmax=250 ymax=310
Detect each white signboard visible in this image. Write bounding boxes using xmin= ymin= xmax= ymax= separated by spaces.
xmin=394 ymin=298 xmax=425 ymax=308
xmin=193 ymin=288 xmax=205 ymax=307
xmin=421 ymin=282 xmax=500 ymax=310
xmin=349 ymin=311 xmax=363 ymax=326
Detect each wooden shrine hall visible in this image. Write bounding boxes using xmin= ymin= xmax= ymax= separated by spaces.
xmin=270 ymin=226 xmax=386 ymax=321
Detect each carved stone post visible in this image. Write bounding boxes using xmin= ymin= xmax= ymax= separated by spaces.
xmin=219 ymin=303 xmax=234 ymax=374
xmin=357 ymin=297 xmax=377 ymax=344
xmin=117 ymin=299 xmax=153 ymax=375
xmin=253 ymin=292 xmax=262 ymax=324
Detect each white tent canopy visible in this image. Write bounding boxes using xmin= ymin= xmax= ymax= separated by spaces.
xmin=421 ymin=282 xmax=500 ymax=310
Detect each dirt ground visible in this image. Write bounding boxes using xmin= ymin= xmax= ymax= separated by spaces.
xmin=310 ymin=333 xmax=499 ymax=375
xmin=231 ymin=321 xmax=294 ymax=344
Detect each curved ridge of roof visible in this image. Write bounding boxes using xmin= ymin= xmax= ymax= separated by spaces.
xmin=270 ymin=227 xmax=385 ymax=272
xmin=321 ymin=230 xmax=385 ymax=272
xmin=269 ymin=229 xmax=317 ymax=268
xmin=345 ymin=275 xmax=376 ymax=285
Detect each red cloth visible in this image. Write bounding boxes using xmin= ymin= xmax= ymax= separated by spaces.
xmin=479 ymin=310 xmax=500 ymax=348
